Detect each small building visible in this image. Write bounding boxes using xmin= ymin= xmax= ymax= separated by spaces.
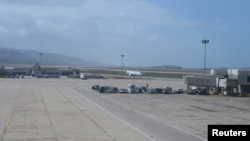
xmin=32 ymin=63 xmax=60 ymax=78
xmin=0 ymin=66 xmax=6 ymax=77
xmin=60 ymin=68 xmax=80 ymax=78
xmin=5 ymin=67 xmax=31 ymax=76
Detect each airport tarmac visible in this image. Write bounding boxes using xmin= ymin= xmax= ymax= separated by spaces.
xmin=0 ymin=78 xmax=249 ymax=141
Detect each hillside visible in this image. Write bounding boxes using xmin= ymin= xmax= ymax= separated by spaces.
xmin=0 ymin=47 xmax=103 ymax=66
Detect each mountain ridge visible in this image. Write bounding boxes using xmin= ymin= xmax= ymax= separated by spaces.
xmin=0 ymin=47 xmax=103 ymax=66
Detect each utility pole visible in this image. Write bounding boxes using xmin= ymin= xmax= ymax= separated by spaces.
xmin=202 ymin=39 xmax=209 ymax=76
xmin=202 ymin=39 xmax=209 ymax=95
xmin=39 ymin=53 xmax=43 ymax=66
xmin=121 ymin=54 xmax=124 ymax=78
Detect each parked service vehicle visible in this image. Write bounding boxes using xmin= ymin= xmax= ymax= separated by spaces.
xmin=140 ymin=86 xmax=148 ymax=93
xmin=105 ymin=87 xmax=118 ymax=93
xmin=147 ymin=88 xmax=157 ymax=94
xmin=92 ymin=85 xmax=100 ymax=91
xmin=99 ymin=86 xmax=118 ymax=93
xmin=128 ymin=84 xmax=136 ymax=93
xmin=119 ymin=89 xmax=128 ymax=94
xmin=148 ymin=88 xmax=163 ymax=94
xmin=175 ymin=88 xmax=184 ymax=94
xmin=80 ymin=74 xmax=87 ymax=80
xmin=187 ymin=87 xmax=201 ymax=94
xmin=127 ymin=84 xmax=143 ymax=94
xmin=162 ymin=87 xmax=173 ymax=94
xmin=99 ymin=86 xmax=109 ymax=93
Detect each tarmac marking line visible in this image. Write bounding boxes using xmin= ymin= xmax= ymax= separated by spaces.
xmin=68 ymin=87 xmax=157 ymax=141
xmin=55 ymin=85 xmax=116 ymax=141
xmin=83 ymin=87 xmax=206 ymax=141
xmin=96 ymin=91 xmax=207 ymax=141
xmin=38 ymin=82 xmax=59 ymax=141
xmin=6 ymin=84 xmax=24 ymax=132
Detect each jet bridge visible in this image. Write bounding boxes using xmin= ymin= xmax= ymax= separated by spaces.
xmin=184 ymin=69 xmax=250 ymax=96
xmin=184 ymin=75 xmax=216 ymax=87
xmin=183 ymin=75 xmax=217 ymax=94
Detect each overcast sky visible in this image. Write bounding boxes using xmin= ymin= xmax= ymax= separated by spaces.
xmin=0 ymin=0 xmax=249 ymax=68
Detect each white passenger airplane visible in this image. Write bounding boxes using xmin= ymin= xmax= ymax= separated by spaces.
xmin=124 ymin=69 xmax=143 ymax=77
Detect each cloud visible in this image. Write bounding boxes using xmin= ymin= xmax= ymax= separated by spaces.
xmin=0 ymin=0 xmax=197 ymax=35
xmin=0 ymin=13 xmax=35 ymax=38
xmin=0 ymin=0 xmax=85 ymax=7
xmin=0 ymin=0 xmax=200 ymax=66
xmin=0 ymin=25 xmax=9 ymax=35
xmin=17 ymin=28 xmax=29 ymax=36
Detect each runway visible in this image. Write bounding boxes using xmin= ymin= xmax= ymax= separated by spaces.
xmin=0 ymin=78 xmax=249 ymax=141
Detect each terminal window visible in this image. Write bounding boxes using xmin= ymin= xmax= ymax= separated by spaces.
xmin=248 ymin=76 xmax=250 ymax=82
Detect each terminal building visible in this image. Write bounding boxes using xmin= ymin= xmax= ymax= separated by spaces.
xmin=184 ymin=69 xmax=250 ymax=96
xmin=1 ymin=63 xmax=80 ymax=78
xmin=31 ymin=63 xmax=61 ymax=78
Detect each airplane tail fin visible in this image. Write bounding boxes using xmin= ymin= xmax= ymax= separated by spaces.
xmin=123 ymin=67 xmax=127 ymax=72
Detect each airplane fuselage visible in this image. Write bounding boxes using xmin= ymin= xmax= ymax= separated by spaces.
xmin=125 ymin=70 xmax=143 ymax=77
